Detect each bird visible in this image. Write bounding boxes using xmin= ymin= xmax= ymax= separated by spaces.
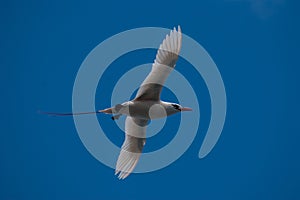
xmin=41 ymin=26 xmax=192 ymax=179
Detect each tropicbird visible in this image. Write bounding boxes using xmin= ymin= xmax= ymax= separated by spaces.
xmin=42 ymin=26 xmax=192 ymax=179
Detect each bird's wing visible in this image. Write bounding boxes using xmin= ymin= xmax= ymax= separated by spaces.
xmin=134 ymin=26 xmax=182 ymax=101
xmin=115 ymin=117 xmax=148 ymax=179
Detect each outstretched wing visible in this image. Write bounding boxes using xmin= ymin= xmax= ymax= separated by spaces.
xmin=115 ymin=117 xmax=148 ymax=179
xmin=134 ymin=26 xmax=182 ymax=101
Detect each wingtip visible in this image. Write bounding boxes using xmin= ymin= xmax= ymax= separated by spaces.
xmin=178 ymin=25 xmax=181 ymax=33
xmin=115 ymin=171 xmax=129 ymax=180
xmin=172 ymin=25 xmax=181 ymax=33
xmin=115 ymin=167 xmax=130 ymax=180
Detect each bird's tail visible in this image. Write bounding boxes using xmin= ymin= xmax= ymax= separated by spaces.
xmin=38 ymin=104 xmax=121 ymax=116
xmin=38 ymin=110 xmax=102 ymax=116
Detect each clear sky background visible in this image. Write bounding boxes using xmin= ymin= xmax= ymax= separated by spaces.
xmin=1 ymin=0 xmax=300 ymax=199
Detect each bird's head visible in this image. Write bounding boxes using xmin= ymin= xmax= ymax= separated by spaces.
xmin=165 ymin=102 xmax=192 ymax=116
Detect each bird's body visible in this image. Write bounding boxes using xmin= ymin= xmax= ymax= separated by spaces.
xmin=102 ymin=100 xmax=185 ymax=120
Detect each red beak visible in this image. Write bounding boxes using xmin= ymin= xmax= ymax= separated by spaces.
xmin=181 ymin=107 xmax=192 ymax=111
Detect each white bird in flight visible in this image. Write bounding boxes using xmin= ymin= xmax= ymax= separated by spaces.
xmin=42 ymin=26 xmax=192 ymax=179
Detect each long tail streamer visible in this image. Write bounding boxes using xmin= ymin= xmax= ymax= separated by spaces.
xmin=38 ymin=110 xmax=101 ymax=116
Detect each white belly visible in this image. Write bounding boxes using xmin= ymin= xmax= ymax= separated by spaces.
xmin=119 ymin=101 xmax=167 ymax=120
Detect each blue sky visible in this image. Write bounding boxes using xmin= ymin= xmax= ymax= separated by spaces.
xmin=1 ymin=0 xmax=300 ymax=199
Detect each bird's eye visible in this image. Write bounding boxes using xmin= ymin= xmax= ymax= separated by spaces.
xmin=172 ymin=104 xmax=180 ymax=110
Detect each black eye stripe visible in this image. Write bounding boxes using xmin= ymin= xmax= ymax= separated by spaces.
xmin=172 ymin=104 xmax=180 ymax=110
